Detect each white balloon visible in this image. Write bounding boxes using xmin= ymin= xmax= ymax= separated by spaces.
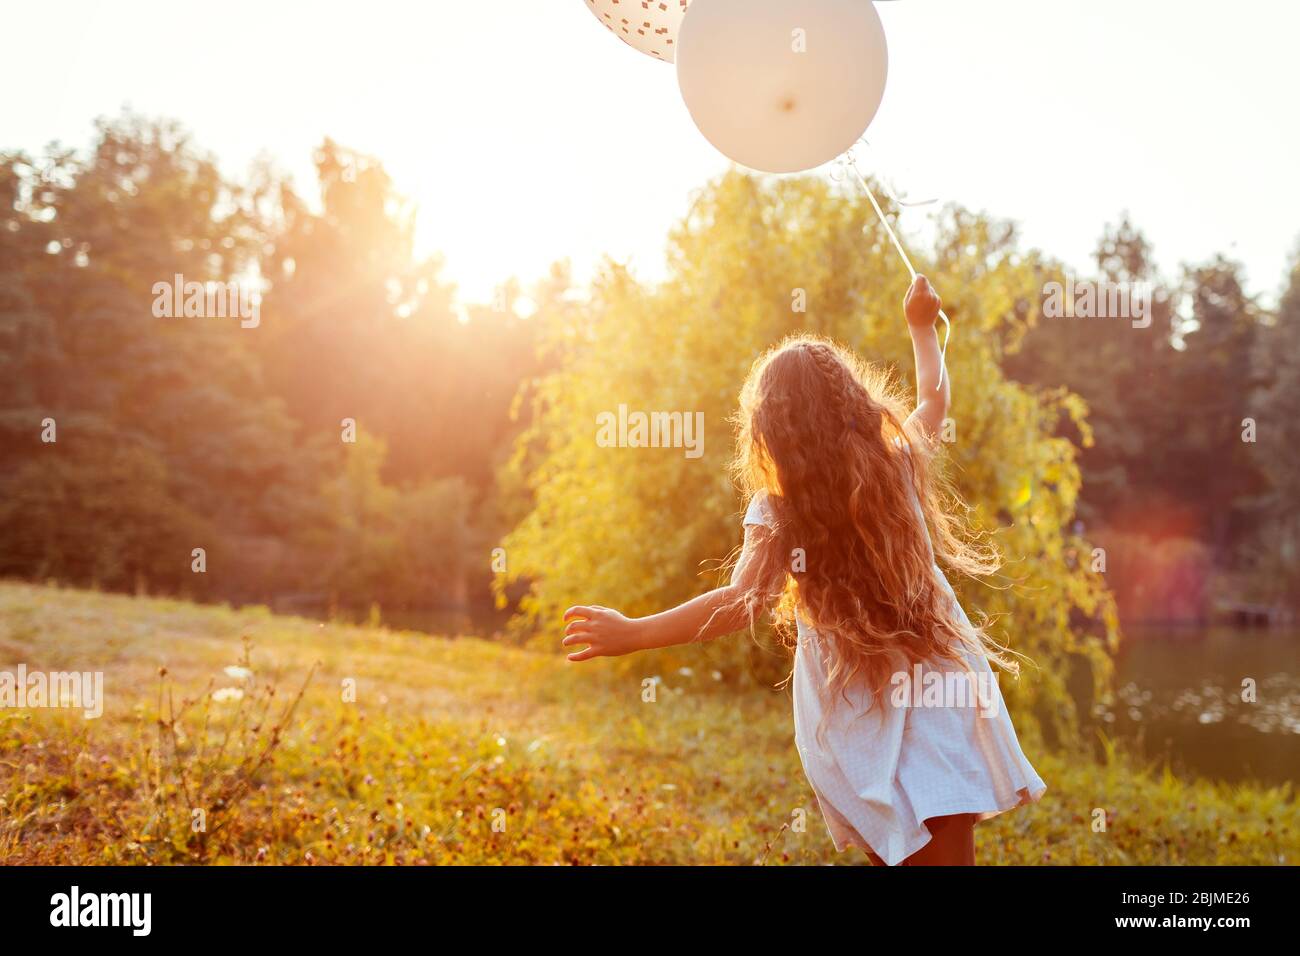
xmin=583 ymin=0 xmax=692 ymax=63
xmin=676 ymin=0 xmax=889 ymax=173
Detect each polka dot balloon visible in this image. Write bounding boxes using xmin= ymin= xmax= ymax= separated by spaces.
xmin=584 ymin=0 xmax=692 ymax=63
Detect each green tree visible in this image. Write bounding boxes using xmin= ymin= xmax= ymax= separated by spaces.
xmin=0 ymin=114 xmax=307 ymax=599
xmin=304 ymin=434 xmax=476 ymax=610
xmin=1167 ymin=257 xmax=1267 ymax=562
xmin=1245 ymin=244 xmax=1300 ymax=606
xmin=500 ymin=172 xmax=1117 ymax=739
xmin=1001 ymin=217 xmax=1179 ymax=527
xmin=1 ymin=115 xmax=522 ymax=611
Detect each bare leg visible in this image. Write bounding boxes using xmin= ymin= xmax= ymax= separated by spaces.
xmin=900 ymin=813 xmax=976 ymax=866
xmin=858 ymin=813 xmax=976 ymax=866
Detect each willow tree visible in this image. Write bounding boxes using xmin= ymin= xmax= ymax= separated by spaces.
xmin=500 ymin=171 xmax=1117 ymax=741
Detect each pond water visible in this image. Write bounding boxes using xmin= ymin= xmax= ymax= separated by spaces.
xmin=1090 ymin=626 xmax=1299 ymax=786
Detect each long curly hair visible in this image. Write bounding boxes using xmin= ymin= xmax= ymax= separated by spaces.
xmin=724 ymin=334 xmax=1017 ymax=705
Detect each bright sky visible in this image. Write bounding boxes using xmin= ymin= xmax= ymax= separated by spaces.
xmin=5 ymin=0 xmax=1298 ymax=307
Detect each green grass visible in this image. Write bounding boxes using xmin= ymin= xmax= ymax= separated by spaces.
xmin=0 ymin=581 xmax=1293 ymax=864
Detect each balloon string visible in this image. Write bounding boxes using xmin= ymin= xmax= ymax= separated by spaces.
xmin=843 ymin=157 xmax=950 ymax=392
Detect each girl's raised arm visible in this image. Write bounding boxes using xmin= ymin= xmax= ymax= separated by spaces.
xmin=902 ymin=274 xmax=950 ymax=444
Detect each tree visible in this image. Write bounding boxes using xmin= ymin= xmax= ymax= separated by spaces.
xmin=1 ymin=115 xmax=527 ymax=611
xmin=1167 ymin=257 xmax=1267 ymax=562
xmin=1001 ymin=216 xmax=1180 ymax=527
xmin=499 ymin=171 xmax=1117 ymax=738
xmin=1245 ymin=244 xmax=1300 ymax=606
xmin=257 ymin=139 xmax=536 ymax=490
xmin=0 ymin=114 xmax=305 ymax=598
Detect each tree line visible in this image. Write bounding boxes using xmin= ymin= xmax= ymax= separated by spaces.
xmin=1 ymin=112 xmax=1295 ymax=662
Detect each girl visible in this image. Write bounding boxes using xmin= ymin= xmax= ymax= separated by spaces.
xmin=562 ymin=275 xmax=1045 ymax=866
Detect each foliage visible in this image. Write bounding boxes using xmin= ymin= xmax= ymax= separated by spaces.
xmin=0 ymin=114 xmax=524 ymax=611
xmin=1243 ymin=247 xmax=1300 ymax=608
xmin=1003 ymin=219 xmax=1281 ymax=615
xmin=499 ymin=172 xmax=1118 ymax=737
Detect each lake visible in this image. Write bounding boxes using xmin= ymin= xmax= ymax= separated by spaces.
xmin=1090 ymin=625 xmax=1299 ymax=786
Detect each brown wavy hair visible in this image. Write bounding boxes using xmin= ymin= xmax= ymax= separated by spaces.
xmin=723 ymin=334 xmax=1018 ymax=705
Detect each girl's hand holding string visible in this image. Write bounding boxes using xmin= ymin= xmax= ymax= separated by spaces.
xmin=902 ymin=274 xmax=951 ymax=442
xmin=904 ymin=274 xmax=942 ymax=329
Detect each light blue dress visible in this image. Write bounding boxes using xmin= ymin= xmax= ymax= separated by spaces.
xmin=744 ymin=489 xmax=1046 ymax=865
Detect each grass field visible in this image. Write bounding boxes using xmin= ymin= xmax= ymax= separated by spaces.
xmin=0 ymin=581 xmax=1293 ymax=865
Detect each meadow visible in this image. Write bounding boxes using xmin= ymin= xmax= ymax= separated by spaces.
xmin=0 ymin=581 xmax=1293 ymax=865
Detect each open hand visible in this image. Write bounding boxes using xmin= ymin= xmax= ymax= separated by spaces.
xmin=904 ymin=274 xmax=942 ymax=329
xmin=562 ymin=605 xmax=642 ymax=662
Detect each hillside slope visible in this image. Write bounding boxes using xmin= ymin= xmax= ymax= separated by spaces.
xmin=0 ymin=582 xmax=1292 ymax=864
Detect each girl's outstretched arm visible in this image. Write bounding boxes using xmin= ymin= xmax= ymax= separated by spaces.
xmin=902 ymin=274 xmax=950 ymax=443
xmin=562 ymin=524 xmax=771 ymax=662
